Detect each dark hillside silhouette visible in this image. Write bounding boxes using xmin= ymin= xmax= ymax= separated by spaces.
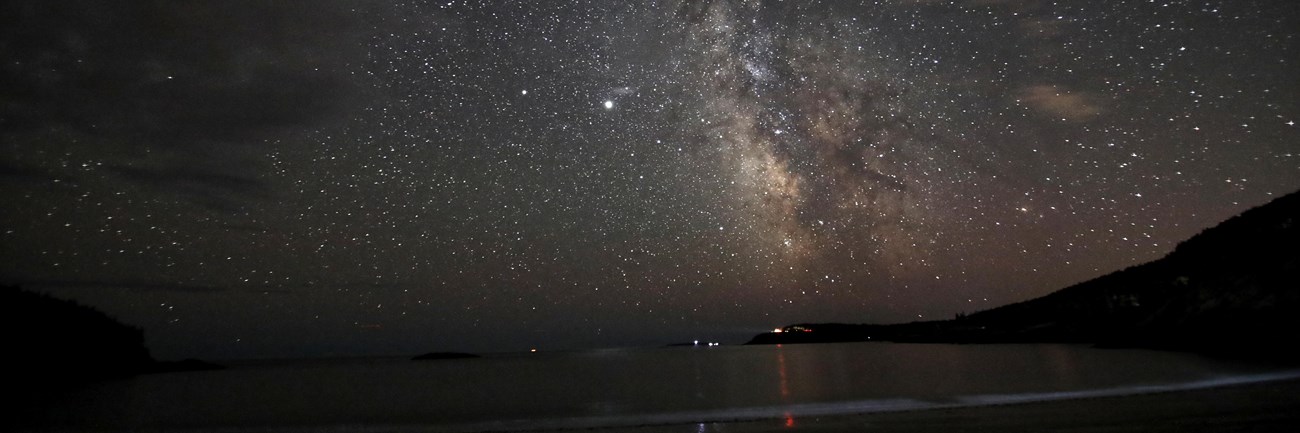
xmin=751 ymin=190 xmax=1300 ymax=358
xmin=2 ymin=285 xmax=153 ymax=389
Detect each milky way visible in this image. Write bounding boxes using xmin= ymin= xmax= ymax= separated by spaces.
xmin=2 ymin=1 xmax=1297 ymax=359
xmin=666 ymin=1 xmax=931 ymax=282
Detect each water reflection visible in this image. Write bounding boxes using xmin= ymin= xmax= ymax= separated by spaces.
xmin=13 ymin=343 xmax=1281 ymax=431
xmin=776 ymin=345 xmax=790 ymax=398
xmin=777 ymin=345 xmax=793 ymax=428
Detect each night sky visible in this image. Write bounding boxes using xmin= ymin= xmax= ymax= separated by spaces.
xmin=2 ymin=0 xmax=1297 ymax=360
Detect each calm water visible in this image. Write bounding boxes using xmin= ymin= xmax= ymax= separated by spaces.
xmin=12 ymin=343 xmax=1297 ymax=432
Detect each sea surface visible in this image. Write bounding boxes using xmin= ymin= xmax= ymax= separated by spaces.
xmin=12 ymin=343 xmax=1298 ymax=432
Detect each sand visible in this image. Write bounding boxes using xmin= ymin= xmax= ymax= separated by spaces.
xmin=608 ymin=378 xmax=1300 ymax=432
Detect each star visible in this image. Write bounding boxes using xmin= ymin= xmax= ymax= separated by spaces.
xmin=2 ymin=0 xmax=1295 ymax=359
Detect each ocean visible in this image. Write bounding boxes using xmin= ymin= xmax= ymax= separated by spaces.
xmin=12 ymin=342 xmax=1297 ymax=432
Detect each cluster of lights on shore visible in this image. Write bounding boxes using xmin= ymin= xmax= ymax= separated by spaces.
xmin=526 ymin=326 xmax=791 ymax=352
xmin=528 ymin=340 xmax=722 ymax=353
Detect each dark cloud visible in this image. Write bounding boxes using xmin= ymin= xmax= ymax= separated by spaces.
xmin=0 ymin=1 xmax=365 ymax=205
xmin=107 ymin=165 xmax=271 ymax=212
xmin=1 ymin=2 xmax=362 ymax=132
xmin=8 ymin=278 xmax=229 ymax=294
xmin=5 ymin=278 xmax=405 ymax=296
xmin=216 ymin=223 xmax=272 ymax=233
xmin=0 ymin=160 xmax=73 ymax=184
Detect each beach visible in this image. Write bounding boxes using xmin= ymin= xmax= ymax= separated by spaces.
xmin=615 ymin=378 xmax=1300 ymax=432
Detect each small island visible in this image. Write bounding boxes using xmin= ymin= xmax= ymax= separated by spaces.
xmin=149 ymin=358 xmax=227 ymax=374
xmin=411 ymin=352 xmax=480 ymax=361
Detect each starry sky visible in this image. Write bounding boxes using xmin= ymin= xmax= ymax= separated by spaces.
xmin=2 ymin=0 xmax=1297 ymax=360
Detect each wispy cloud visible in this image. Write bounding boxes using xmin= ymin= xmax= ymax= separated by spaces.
xmin=9 ymin=279 xmax=229 ymax=293
xmin=1019 ymin=84 xmax=1102 ymax=122
xmin=107 ymin=165 xmax=272 ymax=212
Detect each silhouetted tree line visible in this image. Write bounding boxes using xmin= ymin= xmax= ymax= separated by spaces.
xmin=2 ymin=285 xmax=154 ymax=388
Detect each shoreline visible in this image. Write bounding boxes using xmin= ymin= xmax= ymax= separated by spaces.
xmin=425 ymin=371 xmax=1300 ymax=433
xmin=12 ymin=360 xmax=1299 ymax=432
xmin=13 ymin=377 xmax=1300 ymax=432
xmin=601 ymin=375 xmax=1300 ymax=432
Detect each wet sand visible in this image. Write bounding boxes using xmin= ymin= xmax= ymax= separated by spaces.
xmin=611 ymin=378 xmax=1300 ymax=432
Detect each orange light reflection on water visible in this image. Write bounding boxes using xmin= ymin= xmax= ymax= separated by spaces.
xmin=777 ymin=347 xmax=789 ymax=398
xmin=777 ymin=345 xmax=793 ymax=428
